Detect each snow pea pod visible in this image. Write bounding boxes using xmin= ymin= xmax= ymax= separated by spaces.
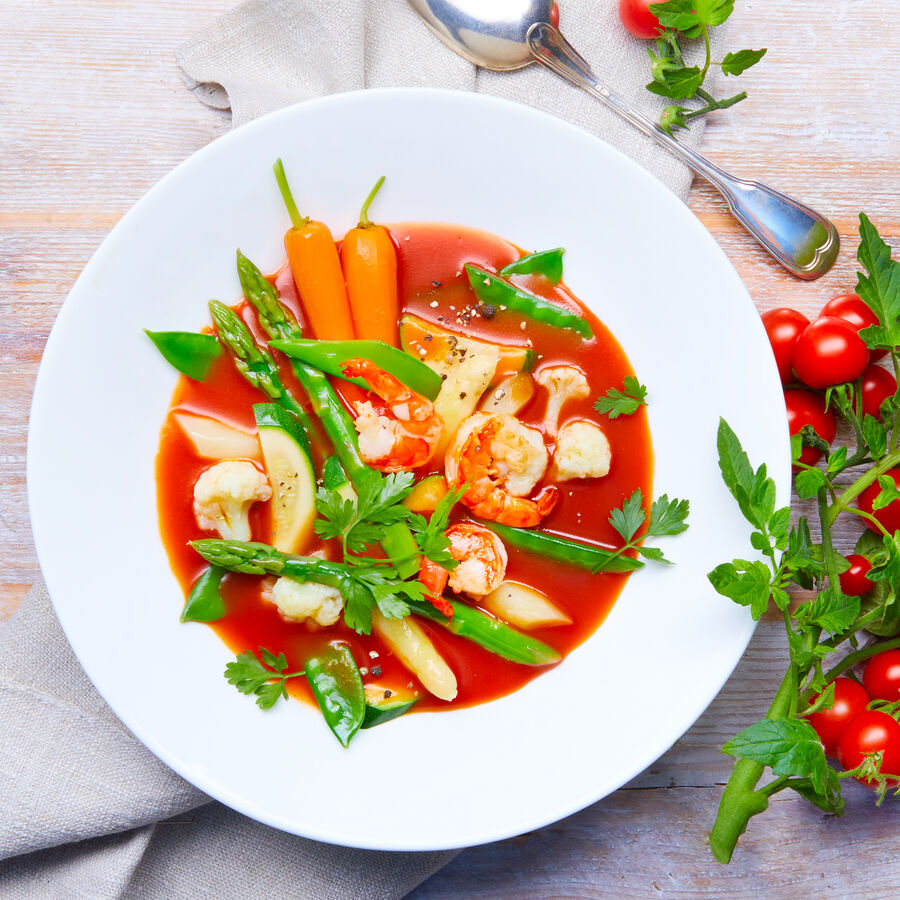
xmin=481 ymin=522 xmax=642 ymax=574
xmin=465 ymin=265 xmax=593 ymax=338
xmin=500 ymin=248 xmax=565 ymax=284
xmin=305 ymin=644 xmax=365 ymax=747
xmin=407 ymin=598 xmax=560 ymax=666
xmin=181 ymin=566 xmax=227 ymax=622
xmin=270 ymin=338 xmax=442 ymax=400
xmin=145 ymin=330 xmax=222 ymax=381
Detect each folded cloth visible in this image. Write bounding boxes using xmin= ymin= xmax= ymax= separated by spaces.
xmin=0 ymin=584 xmax=454 ymax=898
xmin=177 ymin=0 xmax=726 ymax=201
xmin=3 ymin=2 xmax=726 ymax=896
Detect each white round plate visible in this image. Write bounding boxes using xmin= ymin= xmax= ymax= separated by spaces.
xmin=28 ymin=89 xmax=789 ymax=851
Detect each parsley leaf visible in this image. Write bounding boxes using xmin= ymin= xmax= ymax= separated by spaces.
xmin=224 ymin=648 xmax=305 ymax=709
xmin=594 ymin=376 xmax=648 ymax=419
xmin=608 ymin=489 xmax=690 ymax=564
xmin=409 ymin=484 xmax=467 ymax=570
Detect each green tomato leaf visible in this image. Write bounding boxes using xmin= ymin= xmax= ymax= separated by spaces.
xmin=872 ymin=475 xmax=900 ymax=511
xmin=794 ymin=587 xmax=860 ymax=636
xmin=708 ymin=559 xmax=772 ymax=619
xmin=722 ymin=719 xmax=829 ymax=794
xmin=856 ymin=213 xmax=900 ymax=353
xmin=645 ymin=67 xmax=704 ymax=100
xmin=721 ymin=48 xmax=767 ymax=76
xmin=795 ymin=467 xmax=827 ymax=500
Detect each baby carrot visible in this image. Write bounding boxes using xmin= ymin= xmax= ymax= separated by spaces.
xmin=273 ymin=159 xmax=355 ymax=341
xmin=340 ymin=177 xmax=400 ymax=347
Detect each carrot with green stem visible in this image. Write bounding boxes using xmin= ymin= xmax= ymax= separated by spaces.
xmin=340 ymin=176 xmax=400 ymax=347
xmin=272 ymin=158 xmax=355 ymax=341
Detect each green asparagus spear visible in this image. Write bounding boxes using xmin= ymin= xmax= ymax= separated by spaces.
xmin=235 ymin=251 xmax=420 ymax=576
xmin=208 ymin=300 xmax=314 ymax=462
xmin=192 ymin=539 xmax=555 ymax=665
xmin=406 ymin=598 xmax=561 ymax=666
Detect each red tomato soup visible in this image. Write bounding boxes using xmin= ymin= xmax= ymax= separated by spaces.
xmin=156 ymin=223 xmax=652 ymax=712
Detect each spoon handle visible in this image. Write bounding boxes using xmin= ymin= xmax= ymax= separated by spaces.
xmin=527 ymin=23 xmax=839 ymax=280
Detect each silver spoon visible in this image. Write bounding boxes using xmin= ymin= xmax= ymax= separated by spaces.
xmin=408 ymin=0 xmax=839 ymax=280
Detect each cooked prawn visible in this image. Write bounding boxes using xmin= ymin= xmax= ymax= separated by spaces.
xmin=446 ymin=413 xmax=558 ymax=527
xmin=342 ymin=358 xmax=443 ymax=472
xmin=419 ymin=523 xmax=508 ymax=614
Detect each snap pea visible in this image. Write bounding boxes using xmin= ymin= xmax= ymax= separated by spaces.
xmin=480 ymin=522 xmax=642 ymax=574
xmin=465 ymin=264 xmax=593 ymax=338
xmin=305 ymin=644 xmax=366 ymax=747
xmin=145 ymin=330 xmax=222 ymax=381
xmin=180 ymin=566 xmax=227 ymax=623
xmin=500 ymin=248 xmax=565 ymax=284
xmin=406 ymin=598 xmax=560 ymax=666
xmin=271 ymin=338 xmax=442 ymax=401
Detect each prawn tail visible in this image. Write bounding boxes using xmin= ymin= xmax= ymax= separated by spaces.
xmin=419 ymin=558 xmax=453 ymax=620
xmin=535 ymin=486 xmax=559 ymax=518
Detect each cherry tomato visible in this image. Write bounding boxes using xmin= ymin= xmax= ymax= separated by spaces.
xmin=864 ymin=650 xmax=900 ymax=703
xmin=839 ymin=554 xmax=875 ymax=597
xmin=618 ymin=0 xmax=661 ymax=39
xmin=821 ymin=293 xmax=885 ymax=362
xmin=858 ymin=469 xmax=900 ymax=534
xmin=808 ymin=677 xmax=870 ymax=756
xmin=792 ymin=316 xmax=870 ymax=389
xmin=785 ymin=388 xmax=837 ymax=466
xmin=861 ymin=365 xmax=897 ymax=420
xmin=550 ymin=2 xmax=560 ymax=27
xmin=761 ymin=308 xmax=810 ymax=385
xmin=837 ymin=710 xmax=900 ymax=781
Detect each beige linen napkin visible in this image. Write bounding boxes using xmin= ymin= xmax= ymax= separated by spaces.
xmin=3 ymin=2 xmax=726 ymax=897
xmin=177 ymin=0 xmax=725 ymax=200
xmin=0 ymin=584 xmax=453 ymax=898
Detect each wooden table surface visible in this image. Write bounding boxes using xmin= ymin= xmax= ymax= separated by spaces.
xmin=3 ymin=0 xmax=899 ymax=896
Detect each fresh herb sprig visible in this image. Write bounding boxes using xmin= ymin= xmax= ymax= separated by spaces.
xmin=708 ymin=214 xmax=900 ymax=864
xmin=607 ymin=488 xmax=690 ymax=565
xmin=225 ymin=648 xmax=305 ymax=709
xmin=644 ymin=0 xmax=766 ymax=134
xmin=594 ymin=376 xmax=648 ymax=419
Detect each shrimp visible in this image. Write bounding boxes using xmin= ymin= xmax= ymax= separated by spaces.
xmin=446 ymin=413 xmax=558 ymax=527
xmin=341 ymin=358 xmax=443 ymax=472
xmin=419 ymin=523 xmax=508 ymax=614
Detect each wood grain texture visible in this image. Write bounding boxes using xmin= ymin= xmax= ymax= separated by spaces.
xmin=1 ymin=0 xmax=899 ymax=894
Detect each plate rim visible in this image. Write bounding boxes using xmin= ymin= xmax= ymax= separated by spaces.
xmin=27 ymin=86 xmax=789 ymax=851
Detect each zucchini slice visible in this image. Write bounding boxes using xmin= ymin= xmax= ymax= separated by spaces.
xmin=253 ymin=404 xmax=316 ymax=554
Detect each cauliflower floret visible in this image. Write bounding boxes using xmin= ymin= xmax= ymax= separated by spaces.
xmin=192 ymin=459 xmax=271 ymax=541
xmin=537 ymin=366 xmax=590 ymax=435
xmin=262 ymin=577 xmax=344 ymax=627
xmin=553 ymin=420 xmax=612 ymax=481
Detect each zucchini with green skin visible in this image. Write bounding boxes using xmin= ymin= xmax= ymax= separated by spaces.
xmin=254 ymin=403 xmax=317 ymax=553
xmin=480 ymin=521 xmax=642 ymax=574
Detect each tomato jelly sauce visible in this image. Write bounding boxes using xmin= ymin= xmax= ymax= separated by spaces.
xmin=156 ymin=223 xmax=653 ymax=712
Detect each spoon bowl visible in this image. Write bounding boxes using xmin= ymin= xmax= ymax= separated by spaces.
xmin=408 ymin=0 xmax=557 ymax=69
xmin=407 ymin=0 xmax=838 ymax=279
